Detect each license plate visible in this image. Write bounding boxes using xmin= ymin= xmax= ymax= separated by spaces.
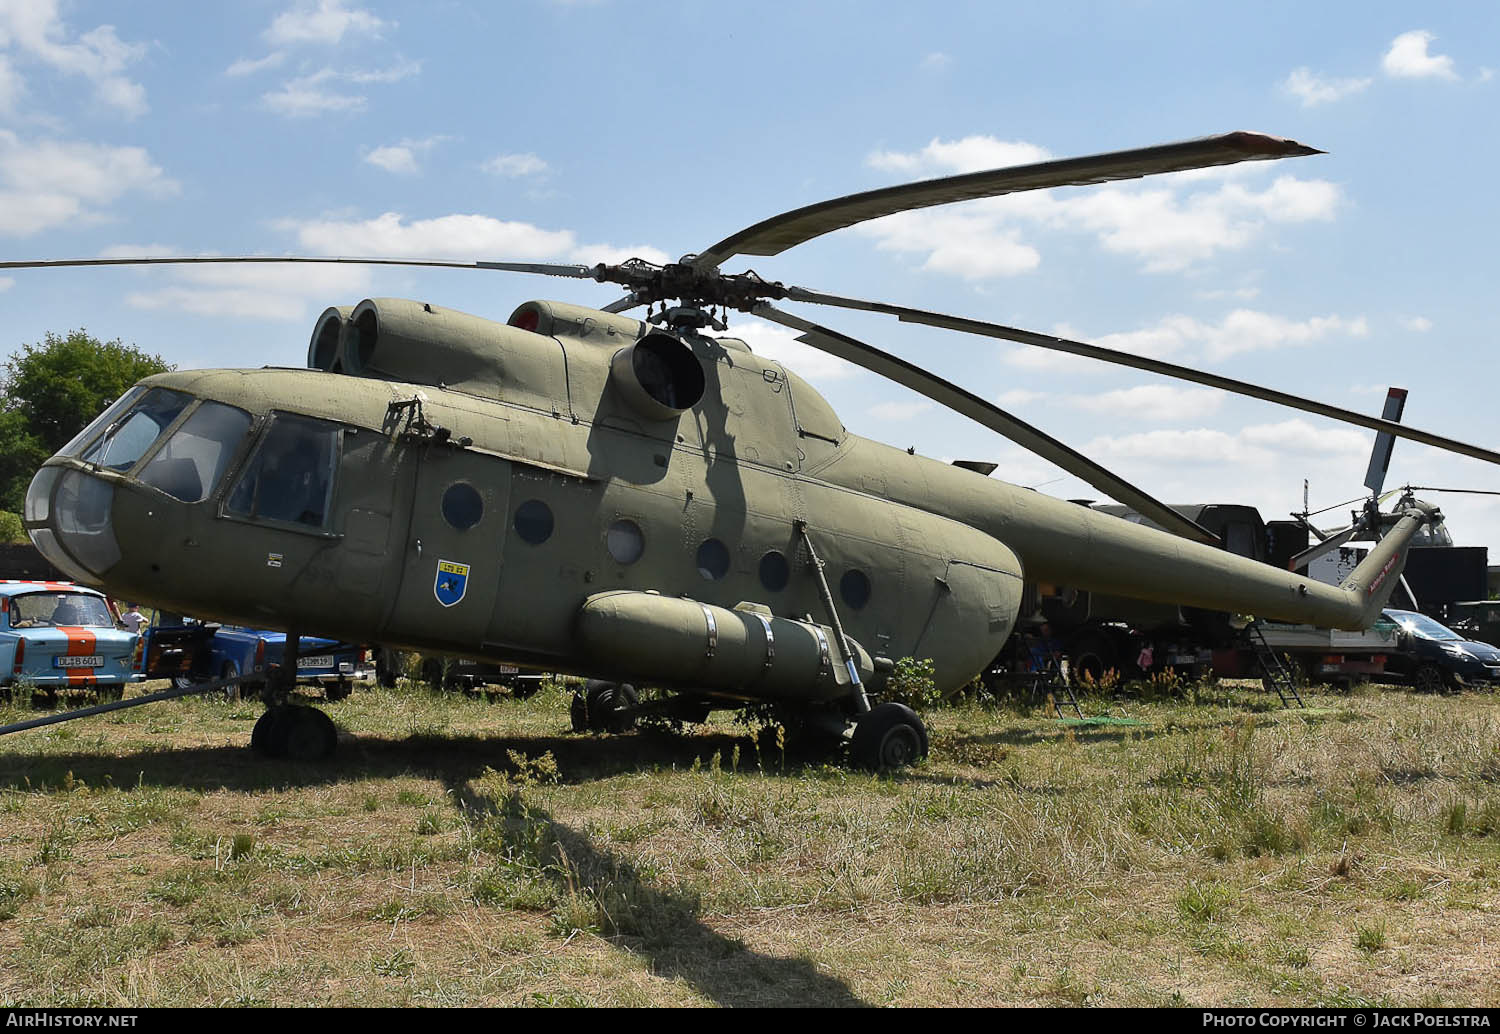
xmin=55 ymin=655 xmax=102 ymax=668
xmin=498 ymin=664 xmax=519 ymax=674
xmin=297 ymin=654 xmax=333 ymax=669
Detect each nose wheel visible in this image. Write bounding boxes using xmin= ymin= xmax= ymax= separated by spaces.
xmin=850 ymin=702 xmax=928 ymax=772
xmin=251 ymin=704 xmax=338 ymax=761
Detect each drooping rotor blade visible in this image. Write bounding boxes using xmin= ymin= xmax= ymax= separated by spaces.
xmin=1363 ymin=387 xmax=1408 ymax=495
xmin=0 ymin=255 xmax=600 ymax=279
xmin=600 ymin=294 xmax=642 ymax=314
xmin=693 ymin=131 xmax=1320 ymax=270
xmin=751 ymin=302 xmax=1221 ymax=545
xmin=782 ymin=287 xmax=1500 ymax=469
xmin=1290 ymin=525 xmax=1359 ymax=571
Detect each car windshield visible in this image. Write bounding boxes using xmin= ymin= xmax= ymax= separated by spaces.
xmin=9 ymin=592 xmax=115 ymax=629
xmin=1385 ymin=609 xmax=1464 ymax=642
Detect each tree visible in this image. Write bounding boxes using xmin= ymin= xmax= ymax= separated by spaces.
xmin=0 ymin=330 xmax=172 ymax=511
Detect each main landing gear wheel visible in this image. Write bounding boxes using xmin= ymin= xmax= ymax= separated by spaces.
xmin=851 ymin=702 xmax=928 ymax=772
xmin=570 ymin=680 xmax=639 ymax=733
xmin=251 ymin=704 xmax=338 ymax=761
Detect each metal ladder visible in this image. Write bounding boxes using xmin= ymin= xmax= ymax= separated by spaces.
xmin=1246 ymin=621 xmax=1304 ymax=709
xmin=1027 ymin=640 xmax=1082 ymax=719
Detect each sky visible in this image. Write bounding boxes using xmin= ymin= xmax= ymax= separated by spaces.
xmin=0 ymin=0 xmax=1496 ymax=559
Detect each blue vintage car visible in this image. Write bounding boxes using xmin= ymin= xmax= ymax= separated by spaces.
xmin=205 ymin=627 xmax=372 ymax=700
xmin=0 ymin=581 xmax=142 ymax=698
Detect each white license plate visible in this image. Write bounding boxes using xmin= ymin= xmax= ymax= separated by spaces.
xmin=498 ymin=664 xmax=519 ymax=674
xmin=297 ymin=654 xmax=334 ymax=669
xmin=54 ymin=655 xmax=102 ymax=668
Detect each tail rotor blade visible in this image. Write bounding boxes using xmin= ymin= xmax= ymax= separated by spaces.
xmin=1363 ymin=387 xmax=1408 ymax=495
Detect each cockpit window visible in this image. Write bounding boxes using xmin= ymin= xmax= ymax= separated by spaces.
xmin=78 ymin=388 xmax=193 ymax=472
xmin=226 ymin=413 xmax=339 ymax=529
xmin=57 ymin=386 xmax=146 ymax=459
xmin=9 ymin=592 xmax=114 ymax=629
xmin=138 ymin=402 xmax=252 ymax=503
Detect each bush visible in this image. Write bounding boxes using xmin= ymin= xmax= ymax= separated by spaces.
xmin=883 ymin=656 xmax=943 ymax=712
xmin=0 ymin=511 xmax=23 ymax=545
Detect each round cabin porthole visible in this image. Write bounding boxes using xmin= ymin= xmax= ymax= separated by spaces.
xmin=696 ymin=538 xmax=730 ymax=581
xmin=442 ymin=482 xmax=483 ymax=530
xmin=840 ymin=569 xmax=872 ymax=610
xmin=606 ymin=518 xmax=645 ymax=565
xmin=513 ymin=499 xmax=554 ymax=545
xmin=759 ymin=550 xmax=790 ymax=592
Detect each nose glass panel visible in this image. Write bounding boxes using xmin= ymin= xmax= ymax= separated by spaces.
xmin=48 ymin=470 xmax=121 ymax=578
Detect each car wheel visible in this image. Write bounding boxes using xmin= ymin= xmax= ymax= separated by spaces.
xmin=1413 ymin=663 xmax=1450 ymax=695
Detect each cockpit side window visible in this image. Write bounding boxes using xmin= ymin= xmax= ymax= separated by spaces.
xmin=138 ymin=402 xmax=252 ymax=503
xmin=226 ymin=413 xmax=340 ymax=530
xmin=78 ymin=388 xmax=193 ymax=472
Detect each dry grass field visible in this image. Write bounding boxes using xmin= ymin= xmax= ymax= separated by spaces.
xmin=0 ymin=678 xmax=1497 ymax=1007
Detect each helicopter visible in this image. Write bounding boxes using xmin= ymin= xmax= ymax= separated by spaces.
xmin=6 ymin=131 xmax=1496 ymax=770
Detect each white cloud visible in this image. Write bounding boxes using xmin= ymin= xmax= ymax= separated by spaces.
xmin=365 ymin=145 xmax=417 ymax=175
xmin=1082 ymin=418 xmax=1368 ymax=469
xmin=857 ymin=135 xmax=1339 ymax=276
xmin=262 ymin=72 xmax=364 ymax=116
xmin=919 ymin=52 xmax=952 ymax=72
xmin=1382 ymin=30 xmax=1457 ymax=80
xmin=569 ymin=242 xmax=670 ymax=266
xmin=0 ymin=53 xmax=19 ymax=113
xmin=728 ymin=317 xmax=863 ymax=383
xmin=867 ymin=136 xmax=1050 ymax=175
xmin=261 ymin=61 xmax=418 ymax=117
xmin=869 ymin=400 xmax=933 ymax=421
xmin=1070 ymin=385 xmax=1224 ymax=422
xmin=0 ymin=275 xmax=12 ymax=291
xmin=278 ymin=211 xmax=670 ymax=269
xmin=0 ymin=131 xmax=177 ymax=236
xmin=363 ymin=136 xmax=446 ymax=176
xmin=996 ymin=388 xmax=1047 ymax=408
xmin=226 ymin=52 xmax=287 ymax=77
xmin=1003 ymin=309 xmax=1368 ymax=373
xmin=0 ymin=0 xmax=148 ymax=116
xmin=1400 ymin=315 xmax=1432 ymax=332
xmin=483 ymin=152 xmax=548 ymax=178
xmin=265 ymin=1 xmax=387 ymax=47
xmin=1195 ymin=285 xmax=1261 ymax=302
xmin=1281 ymin=67 xmax=1372 ymax=106
xmin=124 ymin=262 xmax=373 ymax=323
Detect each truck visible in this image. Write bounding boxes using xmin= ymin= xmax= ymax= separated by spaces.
xmin=998 ymin=502 xmax=1396 ymax=689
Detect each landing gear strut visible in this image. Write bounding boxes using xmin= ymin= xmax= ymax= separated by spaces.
xmin=251 ymin=626 xmax=338 ymax=761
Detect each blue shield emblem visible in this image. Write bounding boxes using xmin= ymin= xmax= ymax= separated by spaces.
xmin=434 ymin=560 xmax=470 ymax=607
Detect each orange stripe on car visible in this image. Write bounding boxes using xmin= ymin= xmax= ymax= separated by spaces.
xmin=61 ymin=626 xmax=96 ymax=686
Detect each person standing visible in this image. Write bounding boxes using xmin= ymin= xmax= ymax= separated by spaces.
xmin=119 ymin=602 xmax=146 ymax=634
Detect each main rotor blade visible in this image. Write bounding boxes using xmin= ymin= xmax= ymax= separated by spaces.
xmin=751 ymin=302 xmax=1221 ymax=545
xmin=1290 ymin=525 xmax=1359 ymax=571
xmin=694 ymin=131 xmax=1320 ymax=270
xmin=783 ymin=287 xmax=1500 ymax=469
xmin=0 ymin=255 xmax=599 ymax=279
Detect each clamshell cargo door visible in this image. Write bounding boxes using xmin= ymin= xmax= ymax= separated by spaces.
xmin=388 ymin=446 xmax=511 ymax=650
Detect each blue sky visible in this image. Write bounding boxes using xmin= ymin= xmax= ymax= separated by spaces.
xmin=1 ymin=0 xmax=1496 ymax=555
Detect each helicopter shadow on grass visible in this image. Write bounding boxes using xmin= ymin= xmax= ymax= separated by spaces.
xmin=0 ymin=726 xmax=868 ymax=1007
